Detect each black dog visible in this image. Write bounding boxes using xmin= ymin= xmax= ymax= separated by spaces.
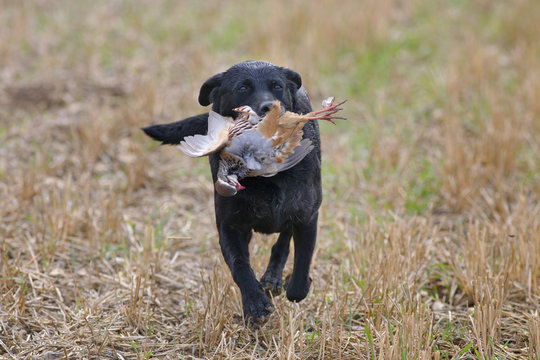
xmin=143 ymin=61 xmax=322 ymax=323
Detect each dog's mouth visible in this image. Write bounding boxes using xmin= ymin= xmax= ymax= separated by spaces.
xmin=232 ymin=101 xmax=286 ymax=119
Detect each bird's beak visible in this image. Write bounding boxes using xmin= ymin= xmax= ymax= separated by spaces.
xmin=215 ymin=176 xmax=245 ymax=197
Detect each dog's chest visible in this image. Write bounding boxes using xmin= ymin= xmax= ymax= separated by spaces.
xmin=240 ymin=175 xmax=316 ymax=232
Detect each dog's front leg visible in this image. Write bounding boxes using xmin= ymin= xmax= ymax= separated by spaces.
xmin=260 ymin=226 xmax=292 ymax=296
xmin=285 ymin=212 xmax=318 ymax=302
xmin=218 ymin=224 xmax=273 ymax=324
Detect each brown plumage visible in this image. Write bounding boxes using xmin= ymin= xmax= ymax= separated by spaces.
xmin=250 ymin=97 xmax=346 ymax=163
xmin=177 ymin=97 xmax=346 ymax=196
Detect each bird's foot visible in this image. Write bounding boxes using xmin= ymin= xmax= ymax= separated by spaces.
xmin=307 ymin=98 xmax=347 ymax=124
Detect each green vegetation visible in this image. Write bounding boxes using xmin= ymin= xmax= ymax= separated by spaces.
xmin=0 ymin=0 xmax=539 ymax=358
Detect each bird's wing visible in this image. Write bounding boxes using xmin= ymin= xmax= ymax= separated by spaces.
xmin=250 ymin=138 xmax=314 ymax=177
xmin=177 ymin=111 xmax=233 ymax=157
xmin=271 ymin=138 xmax=314 ymax=173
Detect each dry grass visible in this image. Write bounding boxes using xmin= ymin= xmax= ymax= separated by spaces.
xmin=1 ymin=0 xmax=539 ymax=359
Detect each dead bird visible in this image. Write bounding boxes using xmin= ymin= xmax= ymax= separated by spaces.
xmin=177 ymin=97 xmax=346 ymax=196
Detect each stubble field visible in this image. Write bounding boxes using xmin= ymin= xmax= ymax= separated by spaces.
xmin=1 ymin=0 xmax=539 ymax=359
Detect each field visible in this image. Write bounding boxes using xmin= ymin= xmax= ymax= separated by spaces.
xmin=1 ymin=0 xmax=539 ymax=358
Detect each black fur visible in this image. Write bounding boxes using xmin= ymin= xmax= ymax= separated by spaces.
xmin=142 ymin=61 xmax=321 ymax=323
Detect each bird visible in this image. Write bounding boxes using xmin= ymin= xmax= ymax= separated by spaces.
xmin=177 ymin=97 xmax=346 ymax=196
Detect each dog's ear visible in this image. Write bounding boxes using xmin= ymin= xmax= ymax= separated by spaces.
xmin=281 ymin=68 xmax=302 ymax=90
xmin=199 ymin=72 xmax=224 ymax=106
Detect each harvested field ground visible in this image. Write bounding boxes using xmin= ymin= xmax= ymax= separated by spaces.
xmin=1 ymin=0 xmax=539 ymax=359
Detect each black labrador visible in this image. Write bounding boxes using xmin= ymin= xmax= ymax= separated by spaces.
xmin=142 ymin=61 xmax=322 ymax=323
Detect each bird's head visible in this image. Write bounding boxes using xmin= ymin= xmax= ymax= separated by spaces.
xmin=216 ymin=153 xmax=249 ymax=197
xmin=215 ymin=174 xmax=245 ymax=197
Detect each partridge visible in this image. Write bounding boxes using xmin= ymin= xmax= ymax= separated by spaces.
xmin=177 ymin=97 xmax=346 ymax=196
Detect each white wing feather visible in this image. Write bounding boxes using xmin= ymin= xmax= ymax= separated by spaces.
xmin=177 ymin=111 xmax=233 ymax=157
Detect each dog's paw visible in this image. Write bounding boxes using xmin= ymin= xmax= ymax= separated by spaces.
xmin=284 ymin=274 xmax=312 ymax=302
xmin=242 ymin=290 xmax=274 ymax=326
xmin=260 ymin=272 xmax=283 ymax=297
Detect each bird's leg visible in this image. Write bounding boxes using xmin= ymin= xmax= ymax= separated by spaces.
xmin=306 ymin=99 xmax=347 ymax=124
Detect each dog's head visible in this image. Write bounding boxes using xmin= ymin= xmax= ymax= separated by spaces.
xmin=141 ymin=61 xmax=309 ymax=146
xmin=198 ymin=61 xmax=302 ymax=118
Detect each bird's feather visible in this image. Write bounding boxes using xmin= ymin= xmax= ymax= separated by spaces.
xmin=173 ymin=98 xmax=344 ymax=194
xmin=274 ymin=138 xmax=314 ymax=172
xmin=251 ymin=138 xmax=314 ymax=177
xmin=177 ymin=111 xmax=233 ymax=157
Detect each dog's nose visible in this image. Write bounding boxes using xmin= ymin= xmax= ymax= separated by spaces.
xmin=258 ymin=101 xmax=274 ymax=115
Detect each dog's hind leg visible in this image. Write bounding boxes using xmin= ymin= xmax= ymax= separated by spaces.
xmin=285 ymin=213 xmax=318 ymax=302
xmin=218 ymin=224 xmax=274 ymax=324
xmin=260 ymin=226 xmax=292 ymax=296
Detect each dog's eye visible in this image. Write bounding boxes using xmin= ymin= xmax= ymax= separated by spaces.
xmin=272 ymin=82 xmax=282 ymax=90
xmin=238 ymin=85 xmax=249 ymax=92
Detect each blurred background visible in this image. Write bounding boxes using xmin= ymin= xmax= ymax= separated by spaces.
xmin=1 ymin=0 xmax=539 ymax=358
